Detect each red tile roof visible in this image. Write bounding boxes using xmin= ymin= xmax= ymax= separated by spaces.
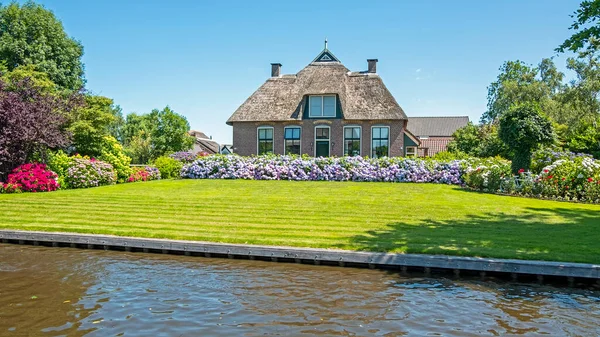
xmin=418 ymin=137 xmax=453 ymax=156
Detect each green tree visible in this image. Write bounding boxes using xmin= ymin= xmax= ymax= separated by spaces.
xmin=448 ymin=123 xmax=510 ymax=158
xmin=482 ymin=59 xmax=564 ymax=124
xmin=125 ymin=130 xmax=153 ymax=164
xmin=0 ymin=64 xmax=57 ymax=93
xmin=557 ymin=0 xmax=600 ymax=53
xmin=123 ymin=107 xmax=194 ymax=162
xmin=67 ymin=95 xmax=122 ymax=157
xmin=0 ymin=2 xmax=84 ymax=90
xmin=447 ymin=123 xmax=479 ymax=155
xmin=146 ymin=106 xmax=194 ymax=157
xmin=498 ymin=103 xmax=555 ymax=173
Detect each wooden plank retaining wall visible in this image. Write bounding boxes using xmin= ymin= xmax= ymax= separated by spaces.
xmin=1 ymin=230 xmax=598 ymax=283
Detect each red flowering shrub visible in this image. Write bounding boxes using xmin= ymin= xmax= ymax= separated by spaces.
xmin=127 ymin=166 xmax=161 ymax=183
xmin=3 ymin=163 xmax=59 ymax=192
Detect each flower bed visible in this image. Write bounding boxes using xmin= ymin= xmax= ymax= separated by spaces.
xmin=464 ymin=156 xmax=600 ymax=203
xmin=182 ymin=154 xmax=600 ymax=204
xmin=181 ymin=155 xmax=464 ymax=184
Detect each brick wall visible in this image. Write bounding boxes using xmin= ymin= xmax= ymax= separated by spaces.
xmin=231 ymin=120 xmax=405 ymax=157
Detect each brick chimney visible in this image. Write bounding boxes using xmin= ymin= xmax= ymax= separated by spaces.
xmin=271 ymin=63 xmax=282 ymax=77
xmin=367 ymin=59 xmax=378 ymax=73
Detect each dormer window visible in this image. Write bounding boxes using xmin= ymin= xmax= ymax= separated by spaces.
xmin=309 ymin=95 xmax=336 ymax=118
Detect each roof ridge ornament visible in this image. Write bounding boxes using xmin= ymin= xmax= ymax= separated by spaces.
xmin=312 ymin=39 xmax=340 ymax=63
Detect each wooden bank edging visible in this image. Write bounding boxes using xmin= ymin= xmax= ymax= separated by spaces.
xmin=0 ymin=230 xmax=598 ymax=280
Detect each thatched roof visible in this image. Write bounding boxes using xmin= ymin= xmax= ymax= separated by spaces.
xmin=407 ymin=116 xmax=469 ymax=137
xmin=227 ymin=53 xmax=407 ymax=125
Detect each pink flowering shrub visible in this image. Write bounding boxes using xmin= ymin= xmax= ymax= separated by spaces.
xmin=65 ymin=158 xmax=116 ymax=189
xmin=128 ymin=166 xmax=161 ymax=182
xmin=2 ymin=163 xmax=59 ymax=192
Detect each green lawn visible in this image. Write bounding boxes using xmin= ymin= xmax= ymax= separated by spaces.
xmin=1 ymin=180 xmax=599 ymax=263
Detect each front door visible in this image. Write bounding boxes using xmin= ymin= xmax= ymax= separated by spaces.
xmin=315 ymin=127 xmax=330 ymax=157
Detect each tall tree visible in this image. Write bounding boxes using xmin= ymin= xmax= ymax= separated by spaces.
xmin=557 ymin=0 xmax=600 ymax=53
xmin=482 ymin=59 xmax=564 ymax=124
xmin=498 ymin=103 xmax=555 ymax=173
xmin=0 ymin=2 xmax=84 ymax=90
xmin=146 ymin=106 xmax=194 ymax=157
xmin=0 ymin=77 xmax=80 ymax=179
xmin=67 ymin=95 xmax=123 ymax=157
xmin=122 ymin=107 xmax=194 ymax=163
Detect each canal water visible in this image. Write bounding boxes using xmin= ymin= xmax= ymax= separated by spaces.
xmin=0 ymin=245 xmax=599 ymax=336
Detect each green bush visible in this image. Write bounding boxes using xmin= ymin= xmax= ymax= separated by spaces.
xmin=153 ymin=156 xmax=183 ymax=179
xmin=47 ymin=150 xmax=75 ymax=189
xmin=431 ymin=151 xmax=470 ymax=161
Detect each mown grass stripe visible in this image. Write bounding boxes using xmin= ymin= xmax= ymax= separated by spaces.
xmin=2 ymin=179 xmax=599 ymax=263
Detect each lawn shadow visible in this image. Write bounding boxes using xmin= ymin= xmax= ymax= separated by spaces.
xmin=344 ymin=207 xmax=600 ymax=264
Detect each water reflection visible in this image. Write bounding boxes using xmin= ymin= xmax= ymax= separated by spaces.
xmin=0 ymin=245 xmax=599 ymax=336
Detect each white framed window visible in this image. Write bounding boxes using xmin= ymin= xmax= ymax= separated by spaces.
xmin=284 ymin=126 xmax=301 ymax=155
xmin=257 ymin=126 xmax=274 ymax=155
xmin=371 ymin=126 xmax=390 ymax=158
xmin=314 ymin=125 xmax=331 ymax=157
xmin=406 ymin=146 xmax=417 ymax=157
xmin=309 ymin=95 xmax=336 ymax=118
xmin=343 ymin=126 xmax=361 ymax=156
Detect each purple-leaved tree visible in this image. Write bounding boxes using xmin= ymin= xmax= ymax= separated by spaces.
xmin=0 ymin=78 xmax=81 ymax=180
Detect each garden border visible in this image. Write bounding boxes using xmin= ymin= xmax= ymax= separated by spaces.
xmin=1 ymin=230 xmax=599 ymax=283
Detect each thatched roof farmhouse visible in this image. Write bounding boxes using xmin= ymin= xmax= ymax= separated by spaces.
xmin=227 ymin=41 xmax=464 ymax=157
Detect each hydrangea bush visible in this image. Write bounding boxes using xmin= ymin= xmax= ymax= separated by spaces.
xmin=531 ymin=147 xmax=593 ymax=174
xmin=169 ymin=151 xmax=197 ymax=163
xmin=65 ymin=158 xmax=116 ymax=189
xmin=181 ymin=155 xmax=463 ymax=184
xmin=1 ymin=163 xmax=59 ymax=192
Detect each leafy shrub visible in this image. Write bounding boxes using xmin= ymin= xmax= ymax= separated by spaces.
xmin=128 ymin=166 xmax=161 ymax=182
xmin=65 ymin=158 xmax=116 ymax=189
xmin=154 ymin=156 xmax=183 ymax=179
xmin=3 ymin=163 xmax=59 ymax=192
xmin=431 ymin=151 xmax=470 ymax=161
xmin=47 ymin=150 xmax=74 ymax=188
xmin=99 ymin=136 xmax=133 ymax=183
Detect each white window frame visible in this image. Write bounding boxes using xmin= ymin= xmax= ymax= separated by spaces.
xmin=314 ymin=125 xmax=331 ymax=157
xmin=309 ymin=95 xmax=336 ymax=118
xmin=256 ymin=126 xmax=274 ymax=155
xmin=283 ymin=126 xmax=302 ymax=155
xmin=406 ymin=146 xmax=417 ymax=157
xmin=371 ymin=125 xmax=390 ymax=158
xmin=343 ymin=125 xmax=362 ymax=156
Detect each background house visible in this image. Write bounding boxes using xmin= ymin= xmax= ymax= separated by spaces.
xmin=405 ymin=116 xmax=469 ymax=157
xmin=227 ymin=42 xmax=410 ymax=157
xmin=189 ymin=130 xmax=220 ymax=155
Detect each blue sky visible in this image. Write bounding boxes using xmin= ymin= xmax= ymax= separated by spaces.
xmin=35 ymin=0 xmax=581 ymax=144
